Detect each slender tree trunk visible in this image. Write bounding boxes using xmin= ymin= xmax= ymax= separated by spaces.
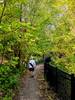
xmin=1 ymin=50 xmax=4 ymax=64
xmin=20 ymin=3 xmax=25 ymax=22
xmin=0 ymin=0 xmax=7 ymax=23
xmin=20 ymin=3 xmax=23 ymax=22
xmin=1 ymin=54 xmax=3 ymax=64
xmin=18 ymin=3 xmax=22 ymax=67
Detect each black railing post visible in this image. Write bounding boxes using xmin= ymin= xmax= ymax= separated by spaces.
xmin=44 ymin=62 xmax=46 ymax=78
xmin=55 ymin=67 xmax=58 ymax=92
xmin=71 ymin=74 xmax=75 ymax=100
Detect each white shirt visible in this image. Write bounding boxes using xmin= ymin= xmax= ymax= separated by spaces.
xmin=28 ymin=60 xmax=36 ymax=68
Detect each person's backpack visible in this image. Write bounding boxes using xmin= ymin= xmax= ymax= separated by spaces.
xmin=29 ymin=63 xmax=34 ymax=68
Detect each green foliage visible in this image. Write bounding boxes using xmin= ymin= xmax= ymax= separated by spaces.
xmin=0 ymin=64 xmax=20 ymax=99
xmin=39 ymin=0 xmax=75 ymax=74
xmin=0 ymin=0 xmax=75 ymax=99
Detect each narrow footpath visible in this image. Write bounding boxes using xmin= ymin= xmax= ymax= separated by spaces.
xmin=15 ymin=64 xmax=59 ymax=100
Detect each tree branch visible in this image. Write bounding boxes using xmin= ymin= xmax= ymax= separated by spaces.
xmin=0 ymin=0 xmax=7 ymax=23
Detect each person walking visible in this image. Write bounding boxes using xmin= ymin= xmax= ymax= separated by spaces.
xmin=28 ymin=57 xmax=36 ymax=77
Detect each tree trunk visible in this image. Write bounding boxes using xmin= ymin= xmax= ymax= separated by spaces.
xmin=0 ymin=0 xmax=7 ymax=23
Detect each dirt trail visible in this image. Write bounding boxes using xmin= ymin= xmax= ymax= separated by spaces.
xmin=15 ymin=64 xmax=59 ymax=100
xmin=15 ymin=64 xmax=44 ymax=100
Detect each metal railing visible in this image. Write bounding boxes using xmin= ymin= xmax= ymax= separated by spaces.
xmin=44 ymin=62 xmax=75 ymax=100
